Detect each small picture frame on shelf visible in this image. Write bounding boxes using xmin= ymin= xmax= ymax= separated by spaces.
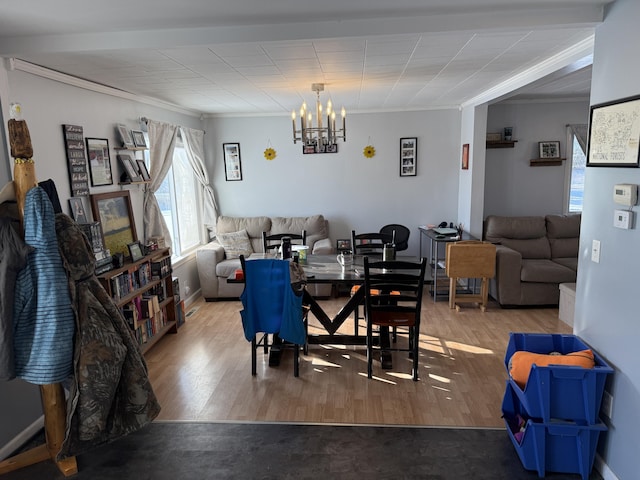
xmin=539 ymin=141 xmax=561 ymax=159
xmin=116 ymin=124 xmax=135 ymax=148
xmin=128 ymin=241 xmax=144 ymax=262
xmin=117 ymin=153 xmax=141 ymax=182
xmin=136 ymin=159 xmax=151 ymax=181
xmin=336 ymin=239 xmax=351 ymax=252
xmin=131 ymin=130 xmax=147 ymax=148
xmin=68 ymin=197 xmax=88 ymax=223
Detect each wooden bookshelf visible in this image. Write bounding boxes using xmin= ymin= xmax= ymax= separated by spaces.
xmin=97 ymin=247 xmax=178 ymax=353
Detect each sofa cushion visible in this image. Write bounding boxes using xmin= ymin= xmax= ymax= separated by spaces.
xmin=216 ymin=216 xmax=271 ymax=253
xmin=270 ymin=215 xmax=328 ymax=249
xmin=216 ymin=229 xmax=253 ymax=259
xmin=521 ymin=259 xmax=577 ymax=283
xmin=485 ymin=215 xmax=547 ymax=241
xmin=546 ymin=214 xmax=581 ymax=258
xmin=553 ymin=257 xmax=578 ymax=271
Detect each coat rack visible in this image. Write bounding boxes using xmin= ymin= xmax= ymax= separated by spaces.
xmin=0 ymin=105 xmax=77 ymax=476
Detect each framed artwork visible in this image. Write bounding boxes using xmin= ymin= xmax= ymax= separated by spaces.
xmin=137 ymin=159 xmax=151 ymax=181
xmin=131 ymin=130 xmax=147 ymax=148
xmin=539 ymin=141 xmax=561 ymax=159
xmin=223 ymin=142 xmax=243 ymax=181
xmin=461 ymin=143 xmax=470 ymax=170
xmin=302 ymin=145 xmax=316 ymax=154
xmin=336 ymin=239 xmax=352 ymax=252
xmin=400 ymin=137 xmax=417 ymax=177
xmin=117 ymin=154 xmax=141 ymax=182
xmin=85 ymin=137 xmax=113 ymax=186
xmin=116 ymin=124 xmax=135 ymax=148
xmin=90 ymin=191 xmax=137 ymax=257
xmin=587 ymin=94 xmax=640 ymax=167
xmin=128 ymin=241 xmax=144 ymax=262
xmin=62 ymin=124 xmax=90 ymax=196
xmin=68 ymin=197 xmax=88 ymax=223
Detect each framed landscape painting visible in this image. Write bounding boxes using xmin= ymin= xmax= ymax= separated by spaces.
xmin=90 ymin=190 xmax=137 ymax=256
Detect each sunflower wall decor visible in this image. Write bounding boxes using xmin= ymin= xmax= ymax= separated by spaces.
xmin=263 ymin=140 xmax=277 ymax=160
xmin=363 ymin=144 xmax=376 ymax=158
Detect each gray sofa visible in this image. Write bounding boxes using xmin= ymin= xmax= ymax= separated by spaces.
xmin=483 ymin=214 xmax=581 ymax=306
xmin=196 ymin=214 xmax=333 ymax=300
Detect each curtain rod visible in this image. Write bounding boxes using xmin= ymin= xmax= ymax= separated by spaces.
xmin=139 ymin=117 xmax=205 ymax=134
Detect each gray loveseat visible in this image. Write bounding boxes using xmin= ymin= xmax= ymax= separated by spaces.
xmin=483 ymin=214 xmax=581 ymax=306
xmin=196 ymin=214 xmax=333 ymax=300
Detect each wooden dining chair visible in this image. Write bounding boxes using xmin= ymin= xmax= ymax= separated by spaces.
xmin=262 ymin=230 xmax=306 ymax=255
xmin=363 ymin=256 xmax=427 ymax=381
xmin=239 ymin=255 xmax=308 ymax=376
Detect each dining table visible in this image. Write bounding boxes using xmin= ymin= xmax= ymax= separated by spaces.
xmin=229 ymin=253 xmax=420 ymax=346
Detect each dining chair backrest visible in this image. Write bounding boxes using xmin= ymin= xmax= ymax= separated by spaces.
xmin=262 ymin=230 xmax=307 ymax=255
xmin=379 ymin=224 xmax=411 ymax=251
xmin=351 ymin=230 xmax=392 ymax=256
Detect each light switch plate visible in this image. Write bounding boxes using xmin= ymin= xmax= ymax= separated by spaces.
xmin=591 ymin=239 xmax=601 ymax=263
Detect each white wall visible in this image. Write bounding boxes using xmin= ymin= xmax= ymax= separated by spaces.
xmin=576 ymin=0 xmax=640 ymax=478
xmin=206 ymin=109 xmax=463 ymax=256
xmin=484 ymin=100 xmax=590 ymax=217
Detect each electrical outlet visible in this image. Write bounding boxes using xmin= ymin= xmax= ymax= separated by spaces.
xmin=602 ymin=391 xmax=613 ymax=419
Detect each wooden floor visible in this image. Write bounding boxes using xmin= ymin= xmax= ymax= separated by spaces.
xmin=145 ymin=294 xmax=571 ymax=428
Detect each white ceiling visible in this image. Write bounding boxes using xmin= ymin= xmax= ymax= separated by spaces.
xmin=0 ymin=0 xmax=610 ymax=116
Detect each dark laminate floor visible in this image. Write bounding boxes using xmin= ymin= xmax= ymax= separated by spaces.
xmin=2 ymin=421 xmax=601 ymax=479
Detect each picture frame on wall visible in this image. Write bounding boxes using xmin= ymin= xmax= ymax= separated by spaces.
xmin=587 ymin=94 xmax=640 ymax=167
xmin=400 ymin=137 xmax=417 ymax=177
xmin=539 ymin=141 xmax=561 ymax=159
xmin=461 ymin=143 xmax=470 ymax=170
xmin=116 ymin=124 xmax=135 ymax=148
xmin=90 ymin=190 xmax=137 ymax=257
xmin=85 ymin=137 xmax=114 ymax=186
xmin=223 ymin=142 xmax=243 ymax=181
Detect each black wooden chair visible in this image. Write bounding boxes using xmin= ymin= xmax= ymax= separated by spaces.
xmin=379 ymin=224 xmax=411 ymax=251
xmin=239 ymin=255 xmax=308 ymax=377
xmin=363 ymin=256 xmax=427 ymax=381
xmin=262 ymin=230 xmax=306 ymax=256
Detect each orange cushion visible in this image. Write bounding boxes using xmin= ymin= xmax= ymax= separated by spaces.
xmin=509 ymin=349 xmax=595 ymax=389
xmin=350 ymin=285 xmax=400 ymax=296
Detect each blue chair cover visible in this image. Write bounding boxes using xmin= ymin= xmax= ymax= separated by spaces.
xmin=240 ymin=259 xmax=306 ymax=345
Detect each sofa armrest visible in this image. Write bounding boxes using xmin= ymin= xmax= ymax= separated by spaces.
xmin=492 ymin=244 xmax=523 ymax=305
xmin=312 ymin=237 xmax=333 ymax=255
xmin=196 ymin=241 xmax=226 ymax=299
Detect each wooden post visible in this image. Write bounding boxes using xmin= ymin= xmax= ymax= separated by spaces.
xmin=0 ymin=115 xmax=78 ymax=476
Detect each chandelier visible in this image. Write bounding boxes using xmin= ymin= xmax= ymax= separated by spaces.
xmin=292 ymin=83 xmax=346 ymax=152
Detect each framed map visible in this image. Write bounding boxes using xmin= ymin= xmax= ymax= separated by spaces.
xmin=587 ymin=95 xmax=640 ymax=167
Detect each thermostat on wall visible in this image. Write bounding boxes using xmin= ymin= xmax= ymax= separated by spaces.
xmin=613 ymin=183 xmax=638 ymax=206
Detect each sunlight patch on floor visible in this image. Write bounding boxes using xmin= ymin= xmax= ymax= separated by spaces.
xmin=444 ymin=341 xmax=493 ymax=355
xmin=428 ymin=373 xmax=451 ymax=384
xmin=311 ymin=358 xmax=342 ymax=368
xmin=357 ymin=372 xmax=397 ymax=384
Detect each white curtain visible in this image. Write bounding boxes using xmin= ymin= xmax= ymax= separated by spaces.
xmin=144 ymin=120 xmax=178 ymax=249
xmin=180 ymin=126 xmax=219 ymax=229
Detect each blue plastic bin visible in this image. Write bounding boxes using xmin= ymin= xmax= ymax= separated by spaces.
xmin=502 ymin=382 xmax=606 ymax=479
xmin=504 ymin=333 xmax=614 ymax=424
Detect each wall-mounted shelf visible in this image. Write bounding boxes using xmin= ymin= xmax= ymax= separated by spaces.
xmin=530 ymin=158 xmax=566 ymax=167
xmin=114 ymin=146 xmax=147 ymax=152
xmin=486 ymin=140 xmax=517 ymax=149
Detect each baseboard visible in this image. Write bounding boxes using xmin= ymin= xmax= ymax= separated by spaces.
xmin=594 ymin=453 xmax=619 ymax=480
xmin=185 ymin=288 xmax=200 ymax=308
xmin=0 ymin=415 xmax=44 ymax=461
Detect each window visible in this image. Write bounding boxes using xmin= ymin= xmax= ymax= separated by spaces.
xmin=152 ymin=140 xmax=205 ymax=258
xmin=565 ymin=126 xmax=587 ymax=213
